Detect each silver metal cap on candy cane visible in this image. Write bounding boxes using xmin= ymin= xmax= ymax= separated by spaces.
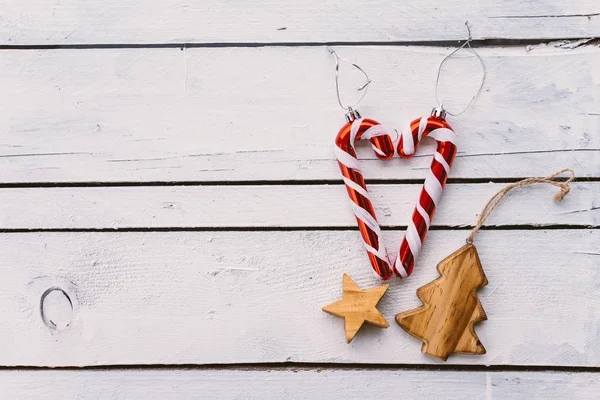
xmin=345 ymin=107 xmax=361 ymax=122
xmin=431 ymin=104 xmax=447 ymax=120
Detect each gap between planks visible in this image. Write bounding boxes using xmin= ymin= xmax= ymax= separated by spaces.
xmin=1 ymin=177 xmax=596 ymax=188
xmin=0 ymin=38 xmax=596 ymax=50
xmin=0 ymin=362 xmax=599 ymax=373
xmin=0 ymin=226 xmax=597 ymax=233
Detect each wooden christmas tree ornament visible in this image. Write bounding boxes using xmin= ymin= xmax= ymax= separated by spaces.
xmin=396 ymin=169 xmax=574 ymax=360
xmin=323 ymin=274 xmax=390 ymax=343
xmin=396 ymin=244 xmax=487 ymax=360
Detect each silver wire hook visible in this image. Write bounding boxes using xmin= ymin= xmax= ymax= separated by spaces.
xmin=328 ymin=48 xmax=372 ymax=111
xmin=434 ymin=21 xmax=486 ymax=117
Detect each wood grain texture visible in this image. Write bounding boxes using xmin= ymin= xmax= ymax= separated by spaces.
xmin=0 ymin=45 xmax=598 ymax=183
xmin=322 ymin=274 xmax=390 ymax=343
xmin=1 ymin=0 xmax=599 ymax=45
xmin=397 ymin=244 xmax=488 ymax=360
xmin=1 ymin=183 xmax=597 ymax=229
xmin=0 ymin=230 xmax=597 ymax=367
xmin=0 ymin=369 xmax=599 ymax=400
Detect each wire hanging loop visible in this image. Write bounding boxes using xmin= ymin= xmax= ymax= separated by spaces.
xmin=435 ymin=21 xmax=486 ymax=117
xmin=328 ymin=48 xmax=372 ymax=114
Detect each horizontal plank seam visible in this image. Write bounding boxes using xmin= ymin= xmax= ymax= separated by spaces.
xmin=1 ymin=177 xmax=595 ymax=188
xmin=1 ymin=362 xmax=598 ymax=373
xmin=0 ymin=225 xmax=597 ymax=233
xmin=0 ymin=37 xmax=598 ymax=50
xmin=489 ymin=13 xmax=600 ymax=19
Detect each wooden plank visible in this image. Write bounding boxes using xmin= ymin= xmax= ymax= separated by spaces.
xmin=1 ymin=183 xmax=597 ymax=229
xmin=0 ymin=46 xmax=598 ymax=183
xmin=0 ymin=369 xmax=598 ymax=399
xmin=1 ymin=0 xmax=599 ymax=45
xmin=0 ymin=230 xmax=597 ymax=367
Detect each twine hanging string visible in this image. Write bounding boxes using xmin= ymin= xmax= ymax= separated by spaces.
xmin=466 ymin=168 xmax=575 ymax=244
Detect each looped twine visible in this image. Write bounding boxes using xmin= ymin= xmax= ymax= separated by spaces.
xmin=466 ymin=168 xmax=575 ymax=244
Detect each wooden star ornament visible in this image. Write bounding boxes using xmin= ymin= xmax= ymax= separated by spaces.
xmin=322 ymin=274 xmax=390 ymax=343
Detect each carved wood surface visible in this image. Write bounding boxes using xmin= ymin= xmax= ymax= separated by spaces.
xmin=396 ymin=244 xmax=488 ymax=360
xmin=322 ymin=274 xmax=389 ymax=343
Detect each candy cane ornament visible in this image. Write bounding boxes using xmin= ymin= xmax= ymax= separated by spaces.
xmin=334 ymin=108 xmax=397 ymax=279
xmin=395 ymin=108 xmax=457 ymax=278
xmin=325 ymin=26 xmax=485 ymax=344
xmin=335 ymin=107 xmax=457 ymax=280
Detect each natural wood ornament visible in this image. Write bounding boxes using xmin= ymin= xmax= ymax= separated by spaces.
xmin=323 ymin=274 xmax=389 ymax=343
xmin=396 ymin=169 xmax=575 ymax=360
xmin=396 ymin=244 xmax=487 ymax=360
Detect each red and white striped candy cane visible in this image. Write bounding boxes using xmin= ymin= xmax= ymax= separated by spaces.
xmin=334 ymin=110 xmax=396 ymax=280
xmin=394 ymin=109 xmax=457 ymax=278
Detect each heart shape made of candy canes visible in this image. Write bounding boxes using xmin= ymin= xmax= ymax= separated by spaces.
xmin=334 ymin=112 xmax=457 ymax=280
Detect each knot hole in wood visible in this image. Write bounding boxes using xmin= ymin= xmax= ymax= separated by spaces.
xmin=40 ymin=287 xmax=73 ymax=331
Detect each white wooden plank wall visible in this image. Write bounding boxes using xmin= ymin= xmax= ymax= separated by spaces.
xmin=1 ymin=183 xmax=599 ymax=229
xmin=0 ymin=0 xmax=599 ymax=398
xmin=1 ymin=0 xmax=599 ymax=44
xmin=1 ymin=230 xmax=598 ymax=367
xmin=1 ymin=369 xmax=599 ymax=400
xmin=1 ymin=46 xmax=599 ymax=182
